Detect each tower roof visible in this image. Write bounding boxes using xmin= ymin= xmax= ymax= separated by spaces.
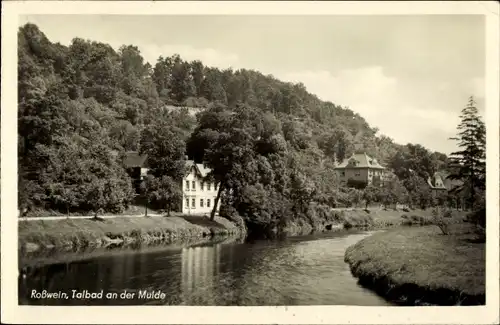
xmin=334 ymin=152 xmax=385 ymax=169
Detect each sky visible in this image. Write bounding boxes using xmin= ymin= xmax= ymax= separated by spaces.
xmin=19 ymin=15 xmax=486 ymax=155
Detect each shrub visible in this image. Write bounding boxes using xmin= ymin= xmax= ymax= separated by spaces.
xmin=466 ymin=207 xmax=486 ymax=228
xmin=401 ymin=214 xmax=432 ymax=226
xmin=432 ymin=207 xmax=452 ymax=235
xmin=410 ymin=215 xmax=425 ymax=224
xmin=465 ymin=206 xmax=486 ymax=242
xmin=332 ymin=211 xmax=344 ymax=222
xmin=403 ymin=207 xmax=410 ymax=212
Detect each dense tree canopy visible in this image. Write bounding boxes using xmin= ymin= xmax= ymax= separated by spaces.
xmin=19 ymin=23 xmax=463 ymax=234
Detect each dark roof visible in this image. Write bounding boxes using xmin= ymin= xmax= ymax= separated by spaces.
xmin=185 ymin=160 xmax=211 ymax=177
xmin=334 ymin=152 xmax=385 ymax=170
xmin=123 ymin=151 xmax=148 ymax=168
xmin=443 ymin=177 xmax=465 ymax=192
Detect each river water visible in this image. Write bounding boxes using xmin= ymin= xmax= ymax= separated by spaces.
xmin=19 ymin=230 xmax=391 ymax=306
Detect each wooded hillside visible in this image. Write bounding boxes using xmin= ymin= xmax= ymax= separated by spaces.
xmin=18 ymin=23 xmax=458 ymax=235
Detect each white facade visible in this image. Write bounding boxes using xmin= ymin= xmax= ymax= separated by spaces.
xmin=181 ymin=163 xmax=220 ymax=215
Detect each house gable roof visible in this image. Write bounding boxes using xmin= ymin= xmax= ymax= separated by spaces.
xmin=334 ymin=152 xmax=385 ymax=170
xmin=123 ymin=151 xmax=148 ymax=168
xmin=427 ymin=172 xmax=447 ymax=189
xmin=185 ymin=160 xmax=212 ymax=178
xmin=426 ymin=171 xmax=465 ymax=192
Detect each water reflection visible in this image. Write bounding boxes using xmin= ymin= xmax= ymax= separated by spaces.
xmin=19 ymin=231 xmax=391 ymax=306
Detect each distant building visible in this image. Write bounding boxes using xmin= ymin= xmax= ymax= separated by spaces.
xmin=428 ymin=172 xmax=465 ymax=194
xmin=163 ymin=105 xmax=205 ymax=117
xmin=123 ymin=152 xmax=220 ymax=215
xmin=427 ymin=171 xmax=469 ymax=209
xmin=427 ymin=172 xmax=447 ymax=195
xmin=123 ymin=151 xmax=149 ymax=191
xmin=182 ymin=160 xmax=221 ymax=215
xmin=334 ymin=151 xmax=388 ymax=187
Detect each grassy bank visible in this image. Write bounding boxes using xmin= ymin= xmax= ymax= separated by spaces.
xmin=283 ymin=207 xmax=468 ymax=236
xmin=344 ymin=223 xmax=485 ymax=306
xmin=19 ymin=206 xmax=468 ymax=253
xmin=19 ymin=235 xmax=244 ymax=270
xmin=19 ymin=215 xmax=244 ymax=253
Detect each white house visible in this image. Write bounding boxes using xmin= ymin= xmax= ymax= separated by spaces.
xmin=182 ymin=160 xmax=221 ymax=215
xmin=124 ymin=152 xmax=221 ymax=216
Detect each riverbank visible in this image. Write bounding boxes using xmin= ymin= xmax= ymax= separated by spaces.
xmin=19 ymin=215 xmax=244 ymax=253
xmin=283 ymin=207 xmax=467 ymax=236
xmin=344 ymin=223 xmax=485 ymax=306
xmin=19 ymin=207 xmax=467 ymax=252
xmin=19 ymin=235 xmax=244 ymax=270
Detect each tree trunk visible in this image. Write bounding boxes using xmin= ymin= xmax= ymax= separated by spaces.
xmin=145 ymin=203 xmax=148 ymax=217
xmin=211 ymin=183 xmax=223 ymax=221
xmin=66 ymin=205 xmax=70 ymax=219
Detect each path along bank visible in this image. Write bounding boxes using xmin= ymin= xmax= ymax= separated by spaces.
xmin=344 ymin=223 xmax=485 ymax=306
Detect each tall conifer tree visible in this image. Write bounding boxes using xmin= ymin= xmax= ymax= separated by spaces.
xmin=447 ymin=96 xmax=486 ymax=209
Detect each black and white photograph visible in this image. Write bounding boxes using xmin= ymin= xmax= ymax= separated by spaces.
xmin=1 ymin=1 xmax=499 ymax=324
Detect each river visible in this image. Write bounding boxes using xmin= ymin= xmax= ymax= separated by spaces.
xmin=18 ymin=230 xmax=391 ymax=306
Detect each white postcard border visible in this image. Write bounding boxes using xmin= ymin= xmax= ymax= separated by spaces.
xmin=1 ymin=1 xmax=499 ymax=324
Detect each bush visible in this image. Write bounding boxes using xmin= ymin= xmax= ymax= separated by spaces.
xmin=401 ymin=214 xmax=433 ymax=226
xmin=219 ymin=203 xmax=237 ymax=219
xmin=403 ymin=207 xmax=410 ymax=212
xmin=332 ymin=211 xmax=344 ymax=222
xmin=466 ymin=207 xmax=486 ymax=229
xmin=410 ymin=215 xmax=426 ymax=224
xmin=431 ymin=207 xmax=453 ymax=235
xmin=465 ymin=206 xmax=486 ymax=242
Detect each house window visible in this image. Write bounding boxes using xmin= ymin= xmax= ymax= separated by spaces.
xmin=207 ymin=183 xmax=211 ymax=191
xmin=355 ymin=172 xmax=361 ymax=177
xmin=185 ymin=180 xmax=190 ymax=190
xmin=191 ymin=198 xmax=196 ymax=208
xmin=207 ymin=199 xmax=211 ymax=207
xmin=201 ymin=182 xmax=204 ymax=190
xmin=192 ymin=181 xmax=196 ymax=191
xmin=341 ymin=171 xmax=345 ymax=177
xmin=185 ymin=198 xmax=189 ymax=207
xmin=200 ymin=199 xmax=204 ymax=207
